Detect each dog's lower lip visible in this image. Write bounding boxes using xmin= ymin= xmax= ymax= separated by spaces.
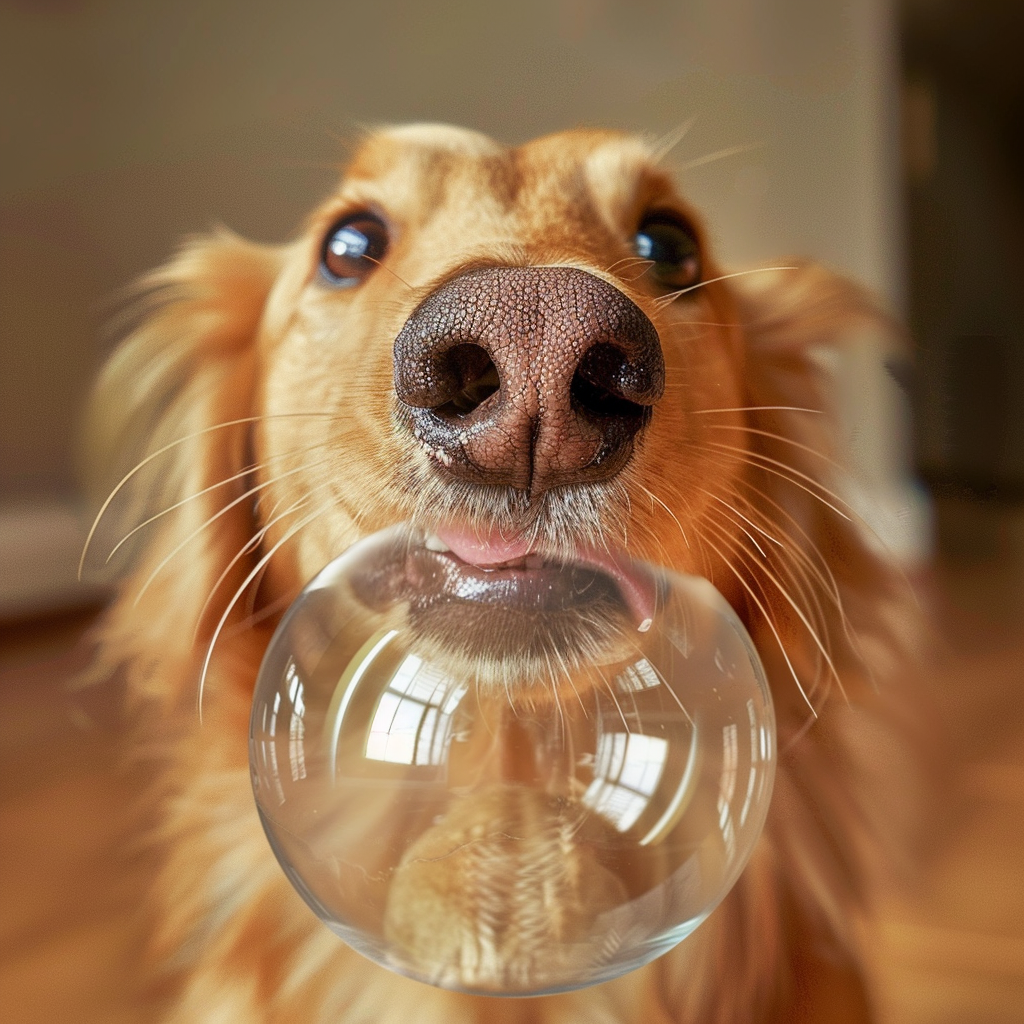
xmin=407 ymin=547 xmax=621 ymax=615
xmin=346 ymin=527 xmax=657 ymax=630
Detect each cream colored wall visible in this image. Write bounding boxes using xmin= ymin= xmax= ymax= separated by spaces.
xmin=0 ymin=0 xmax=916 ymax=611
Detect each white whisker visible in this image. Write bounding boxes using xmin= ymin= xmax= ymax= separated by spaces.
xmin=79 ymin=411 xmax=339 ymax=579
xmin=694 ymin=440 xmax=853 ymax=522
xmin=697 ymin=520 xmax=817 ymax=718
xmin=637 ymin=483 xmax=691 ymax=550
xmin=132 ymin=455 xmax=335 ymax=607
xmin=654 ymin=266 xmax=799 ymax=307
xmin=704 ymin=491 xmax=784 ymax=549
xmin=706 ymin=513 xmax=845 ymax=703
xmin=191 ymin=488 xmax=324 ymax=643
xmin=197 ymin=499 xmax=332 ymax=722
xmin=690 ymin=405 xmax=824 ymax=416
xmin=703 ymin=423 xmax=843 ymax=471
xmin=651 ymin=117 xmax=698 ymax=163
xmin=103 ymin=437 xmax=329 ymax=564
xmin=677 ymin=142 xmax=761 ymax=172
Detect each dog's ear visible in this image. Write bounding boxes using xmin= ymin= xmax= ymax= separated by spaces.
xmin=86 ymin=229 xmax=284 ymax=695
xmin=723 ymin=266 xmax=926 ymax=970
xmin=727 ymin=262 xmax=908 ymax=727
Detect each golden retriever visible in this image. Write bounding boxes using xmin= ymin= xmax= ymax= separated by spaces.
xmin=86 ymin=124 xmax=916 ymax=1023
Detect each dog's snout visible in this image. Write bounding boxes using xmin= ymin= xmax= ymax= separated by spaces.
xmin=393 ymin=266 xmax=664 ymax=494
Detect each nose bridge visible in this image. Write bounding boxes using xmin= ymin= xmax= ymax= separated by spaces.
xmin=485 ymin=271 xmax=593 ymax=488
xmin=488 ymin=266 xmax=598 ymax=409
xmin=393 ymin=265 xmax=664 ymax=496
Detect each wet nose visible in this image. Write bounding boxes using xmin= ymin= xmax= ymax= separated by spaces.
xmin=393 ymin=266 xmax=664 ymax=495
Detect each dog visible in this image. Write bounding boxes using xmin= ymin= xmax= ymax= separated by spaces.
xmin=86 ymin=124 xmax=917 ymax=1023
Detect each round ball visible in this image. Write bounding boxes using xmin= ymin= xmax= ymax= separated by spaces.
xmin=250 ymin=524 xmax=776 ymax=996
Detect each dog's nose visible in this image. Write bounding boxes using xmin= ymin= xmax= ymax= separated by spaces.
xmin=394 ymin=266 xmax=664 ymax=495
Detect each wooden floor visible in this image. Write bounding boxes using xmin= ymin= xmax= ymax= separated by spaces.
xmin=0 ymin=607 xmax=163 ymax=1023
xmin=2 ymin=502 xmax=1023 ymax=1023
xmin=869 ymin=501 xmax=1024 ymax=1024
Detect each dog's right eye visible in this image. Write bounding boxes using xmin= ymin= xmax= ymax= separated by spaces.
xmin=321 ymin=214 xmax=389 ymax=286
xmin=634 ymin=214 xmax=701 ymax=292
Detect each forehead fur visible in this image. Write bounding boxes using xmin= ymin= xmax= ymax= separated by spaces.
xmin=336 ymin=124 xmax=681 ymax=248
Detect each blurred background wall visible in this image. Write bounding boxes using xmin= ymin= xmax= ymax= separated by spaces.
xmin=1 ymin=0 xmax=1019 ymax=616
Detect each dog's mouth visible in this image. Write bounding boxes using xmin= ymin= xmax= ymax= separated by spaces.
xmin=426 ymin=523 xmax=656 ymax=628
xmin=346 ymin=522 xmax=658 ymax=677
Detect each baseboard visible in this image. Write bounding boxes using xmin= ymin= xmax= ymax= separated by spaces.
xmin=0 ymin=498 xmax=110 ymax=621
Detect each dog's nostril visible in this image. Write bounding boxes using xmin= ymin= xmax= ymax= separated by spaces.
xmin=435 ymin=343 xmax=500 ymax=419
xmin=571 ymin=344 xmax=650 ymax=424
xmin=571 ymin=373 xmax=647 ymax=423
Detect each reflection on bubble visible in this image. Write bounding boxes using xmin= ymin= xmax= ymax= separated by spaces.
xmin=250 ymin=524 xmax=776 ymax=996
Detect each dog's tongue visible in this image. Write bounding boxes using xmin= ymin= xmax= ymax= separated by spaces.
xmin=434 ymin=524 xmax=533 ymax=567
xmin=433 ymin=524 xmax=656 ymax=631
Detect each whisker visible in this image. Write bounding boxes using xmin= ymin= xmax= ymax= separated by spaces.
xmin=543 ymin=649 xmax=589 ymax=719
xmin=713 ymin=505 xmax=768 ymax=560
xmin=637 ymin=483 xmax=691 ymax=550
xmin=603 ymin=255 xmax=654 ymax=275
xmin=191 ymin=489 xmax=320 ymax=643
xmin=651 ymin=116 xmax=698 ymax=163
xmin=653 ymin=266 xmax=799 ymax=308
xmin=103 ymin=437 xmax=330 ymax=564
xmin=132 ymin=455 xmax=335 ymax=607
xmin=703 ymin=512 xmax=845 ymax=703
xmin=722 ymin=478 xmax=856 ymax=666
xmin=719 ymin=474 xmax=877 ymax=697
xmin=704 ymin=491 xmax=784 ymax=550
xmin=623 ymin=639 xmax=695 ymax=727
xmin=695 ymin=520 xmax=817 ymax=717
xmin=729 ymin=477 xmax=881 ymax=687
xmin=658 ymin=319 xmax=743 ymax=329
xmin=225 ymin=590 xmax=299 ymax=638
xmin=241 ymin=480 xmax=326 ymax=619
xmin=587 ymin=663 xmax=629 ymax=733
xmin=677 ymin=142 xmax=762 ymax=172
xmin=702 ymin=423 xmax=843 ymax=471
xmin=693 ymin=440 xmax=853 ymax=522
xmin=197 ymin=499 xmax=334 ymax=722
xmin=723 ymin=482 xmax=837 ymax=597
xmin=79 ymin=411 xmax=340 ymax=579
xmin=690 ymin=405 xmax=824 ymax=417
xmin=360 ymin=255 xmax=415 ymax=290
xmin=617 ymin=260 xmax=655 ymax=283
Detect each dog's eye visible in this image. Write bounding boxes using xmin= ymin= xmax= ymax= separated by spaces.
xmin=321 ymin=215 xmax=389 ymax=286
xmin=633 ymin=215 xmax=701 ymax=292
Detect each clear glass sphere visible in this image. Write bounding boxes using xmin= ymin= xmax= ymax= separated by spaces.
xmin=250 ymin=524 xmax=775 ymax=996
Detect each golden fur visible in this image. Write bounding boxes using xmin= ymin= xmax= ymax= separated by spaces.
xmin=86 ymin=124 xmax=917 ymax=1022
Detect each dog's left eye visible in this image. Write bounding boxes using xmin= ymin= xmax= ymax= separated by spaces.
xmin=321 ymin=214 xmax=389 ymax=286
xmin=633 ymin=215 xmax=701 ymax=292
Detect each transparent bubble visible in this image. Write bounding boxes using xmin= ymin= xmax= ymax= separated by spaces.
xmin=250 ymin=524 xmax=776 ymax=996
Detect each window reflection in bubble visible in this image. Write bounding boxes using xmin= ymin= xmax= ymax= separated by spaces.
xmin=583 ymin=732 xmax=669 ymax=832
xmin=364 ymin=654 xmax=467 ymax=767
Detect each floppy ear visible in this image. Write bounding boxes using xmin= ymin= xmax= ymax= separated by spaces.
xmin=725 ymin=261 xmax=908 ymax=728
xmin=723 ymin=262 xmax=924 ymax=959
xmin=86 ymin=229 xmax=284 ymax=703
